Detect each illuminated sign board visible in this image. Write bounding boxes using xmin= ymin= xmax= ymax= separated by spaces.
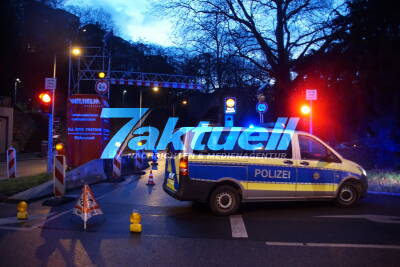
xmin=224 ymin=97 xmax=236 ymax=114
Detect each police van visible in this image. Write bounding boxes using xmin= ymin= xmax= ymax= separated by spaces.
xmin=163 ymin=128 xmax=368 ymax=216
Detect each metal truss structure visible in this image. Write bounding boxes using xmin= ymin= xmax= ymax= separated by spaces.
xmin=68 ymin=45 xmax=204 ymax=97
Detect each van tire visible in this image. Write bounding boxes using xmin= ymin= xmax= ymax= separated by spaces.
xmin=335 ymin=182 xmax=360 ymax=207
xmin=209 ymin=185 xmax=240 ymax=216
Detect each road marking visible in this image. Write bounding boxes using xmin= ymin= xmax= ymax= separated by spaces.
xmin=0 ymin=183 xmax=125 ymax=232
xmin=265 ymin=242 xmax=400 ymax=250
xmin=316 ymin=214 xmax=400 ymax=224
xmin=30 ymin=209 xmax=72 ymax=229
xmin=0 ymin=212 xmax=57 ymax=231
xmin=0 ymin=212 xmax=56 ymax=226
xmin=230 ymin=215 xmax=248 ymax=238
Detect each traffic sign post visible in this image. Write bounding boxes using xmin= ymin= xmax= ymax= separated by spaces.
xmin=224 ymin=97 xmax=236 ymax=127
xmin=45 ymin=56 xmax=59 ymax=174
xmin=305 ymin=89 xmax=317 ymax=135
xmin=45 ymin=74 xmax=57 ymax=174
xmin=256 ymin=102 xmax=268 ymax=124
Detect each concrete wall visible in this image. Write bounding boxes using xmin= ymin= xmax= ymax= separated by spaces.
xmin=66 ymin=159 xmax=107 ymax=188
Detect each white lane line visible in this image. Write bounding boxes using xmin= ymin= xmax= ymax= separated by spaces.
xmin=230 ymin=215 xmax=248 ymax=238
xmin=265 ymin=242 xmax=400 ymax=250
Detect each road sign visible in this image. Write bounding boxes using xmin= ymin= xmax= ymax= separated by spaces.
xmin=95 ymin=80 xmax=109 ymax=95
xmin=73 ymin=184 xmax=103 ymax=230
xmin=225 ymin=97 xmax=236 ymax=114
xmin=306 ymin=89 xmax=317 ymax=100
xmin=45 ymin=78 xmax=57 ymax=90
xmin=256 ymin=102 xmax=268 ymax=114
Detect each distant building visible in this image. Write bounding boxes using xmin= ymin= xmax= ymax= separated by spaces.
xmin=0 ymin=97 xmax=13 ymax=152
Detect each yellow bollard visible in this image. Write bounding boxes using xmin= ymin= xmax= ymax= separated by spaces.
xmin=129 ymin=211 xmax=142 ymax=233
xmin=17 ymin=201 xmax=28 ymax=220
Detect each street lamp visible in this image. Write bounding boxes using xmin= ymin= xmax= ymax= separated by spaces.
xmin=14 ymin=78 xmax=21 ymax=105
xmin=122 ymin=89 xmax=127 ymax=105
xmin=68 ymin=45 xmax=82 ymax=97
xmin=71 ymin=47 xmax=81 ymax=56
xmin=152 ymin=86 xmax=159 ymax=92
xmin=182 ymin=100 xmax=188 ymax=105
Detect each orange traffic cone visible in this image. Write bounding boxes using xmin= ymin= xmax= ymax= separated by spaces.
xmin=146 ymin=170 xmax=155 ymax=186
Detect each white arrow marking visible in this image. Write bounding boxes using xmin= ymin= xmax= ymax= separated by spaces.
xmin=230 ymin=215 xmax=248 ymax=238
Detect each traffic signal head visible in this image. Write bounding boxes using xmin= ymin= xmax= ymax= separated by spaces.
xmin=98 ymin=72 xmax=106 ymax=79
xmin=38 ymin=91 xmax=52 ymax=113
xmin=300 ymin=104 xmax=311 ymax=115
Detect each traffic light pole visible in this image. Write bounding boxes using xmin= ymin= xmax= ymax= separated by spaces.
xmin=47 ymin=55 xmax=56 ymax=173
xmin=309 ymin=100 xmax=313 ymax=135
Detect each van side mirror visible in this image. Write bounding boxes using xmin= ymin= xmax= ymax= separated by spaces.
xmin=324 ymin=153 xmax=339 ymax=163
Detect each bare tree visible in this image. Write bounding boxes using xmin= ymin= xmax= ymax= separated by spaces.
xmin=64 ymin=5 xmax=116 ymax=32
xmin=158 ymin=0 xmax=342 ymax=105
xmin=39 ymin=0 xmax=67 ymax=8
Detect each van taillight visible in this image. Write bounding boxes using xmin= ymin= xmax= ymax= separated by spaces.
xmin=179 ymin=157 xmax=188 ymax=176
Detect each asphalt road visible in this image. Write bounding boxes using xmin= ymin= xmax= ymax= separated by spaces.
xmin=0 ymin=161 xmax=399 ymax=267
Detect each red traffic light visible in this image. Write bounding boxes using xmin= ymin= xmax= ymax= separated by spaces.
xmin=300 ymin=104 xmax=311 ymax=115
xmin=39 ymin=92 xmax=52 ymax=103
xmin=38 ymin=91 xmax=52 ymax=113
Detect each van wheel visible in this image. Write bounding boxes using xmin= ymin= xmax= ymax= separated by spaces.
xmin=209 ymin=186 xmax=240 ymax=216
xmin=335 ymin=182 xmax=360 ymax=207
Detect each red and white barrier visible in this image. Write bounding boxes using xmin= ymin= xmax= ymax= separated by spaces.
xmin=146 ymin=170 xmax=155 ymax=186
xmin=112 ymin=154 xmax=121 ymax=178
xmin=134 ymin=151 xmax=142 ymax=170
xmin=7 ymin=147 xmax=16 ymax=178
xmin=53 ymin=155 xmax=66 ymax=197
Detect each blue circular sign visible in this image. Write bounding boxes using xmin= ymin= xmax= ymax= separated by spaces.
xmin=256 ymin=102 xmax=268 ymax=113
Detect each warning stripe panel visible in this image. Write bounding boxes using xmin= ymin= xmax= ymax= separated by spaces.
xmin=8 ymin=158 xmax=15 ymax=167
xmin=55 ymin=168 xmax=64 ymax=183
xmin=114 ymin=158 xmax=121 ymax=168
xmin=54 ymin=187 xmax=62 ymax=196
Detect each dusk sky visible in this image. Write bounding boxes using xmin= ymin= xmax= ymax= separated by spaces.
xmin=64 ymin=0 xmax=174 ymax=46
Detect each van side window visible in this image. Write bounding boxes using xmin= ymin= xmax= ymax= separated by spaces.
xmin=298 ymin=135 xmax=339 ymax=162
xmin=192 ymin=130 xmax=292 ymax=159
xmin=262 ymin=143 xmax=292 ymax=159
